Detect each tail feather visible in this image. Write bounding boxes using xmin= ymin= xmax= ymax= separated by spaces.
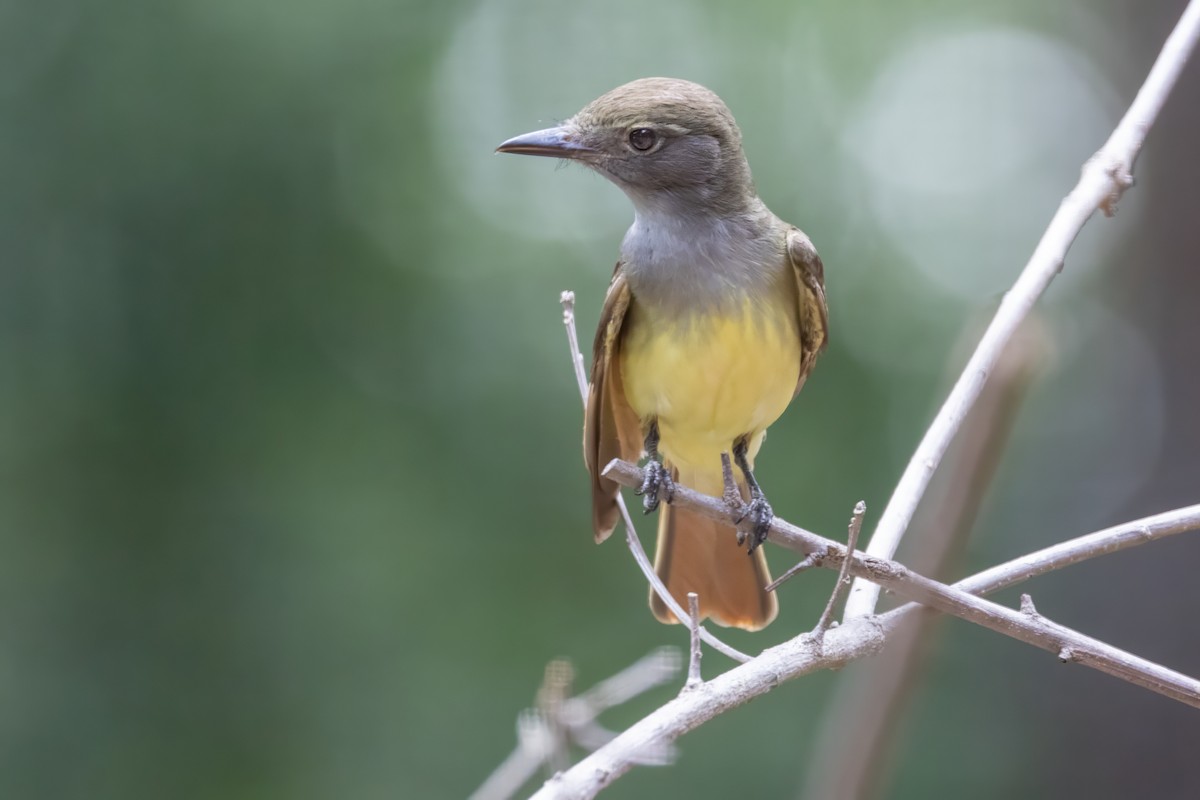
xmin=649 ymin=464 xmax=777 ymax=631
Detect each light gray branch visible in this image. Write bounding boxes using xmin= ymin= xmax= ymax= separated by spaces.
xmin=527 ymin=7 xmax=1200 ymax=797
xmin=814 ymin=501 xmax=865 ymax=634
xmin=532 ymin=475 xmax=1200 ymax=799
xmin=685 ymin=593 xmax=702 ymax=689
xmin=605 ymin=459 xmax=1200 ymax=708
xmin=568 ymin=647 xmax=681 ymax=714
xmin=559 ymin=291 xmax=589 ymax=401
xmin=529 ymin=617 xmax=888 ymax=800
xmin=897 ymin=503 xmax=1200 ymax=611
xmin=471 ymin=649 xmax=681 ymax=800
xmin=614 ymin=492 xmax=751 ymax=663
xmin=559 ymin=291 xmax=752 ymax=663
xmin=802 ymin=317 xmax=1044 ymax=800
xmin=843 ymin=0 xmax=1200 ymax=619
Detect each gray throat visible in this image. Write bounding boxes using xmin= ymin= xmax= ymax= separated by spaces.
xmin=619 ymin=196 xmax=783 ymax=317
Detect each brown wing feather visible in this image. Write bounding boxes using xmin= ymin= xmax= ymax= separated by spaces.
xmin=786 ymin=228 xmax=829 ymax=396
xmin=583 ymin=264 xmax=642 ymax=542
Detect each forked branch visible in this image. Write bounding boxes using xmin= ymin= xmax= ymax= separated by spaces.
xmin=525 ymin=5 xmax=1200 ymax=798
xmin=843 ymin=0 xmax=1200 ymax=619
xmin=529 ymin=492 xmax=1200 ymax=800
xmin=604 ymin=460 xmax=1200 ymax=708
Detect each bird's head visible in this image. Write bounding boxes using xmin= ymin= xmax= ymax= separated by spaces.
xmin=497 ymin=78 xmax=755 ymax=216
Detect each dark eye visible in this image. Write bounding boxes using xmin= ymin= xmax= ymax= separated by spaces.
xmin=628 ymin=128 xmax=657 ymax=151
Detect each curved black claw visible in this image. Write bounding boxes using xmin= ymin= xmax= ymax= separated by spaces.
xmin=737 ymin=496 xmax=774 ymax=553
xmin=634 ymin=460 xmax=675 ymax=514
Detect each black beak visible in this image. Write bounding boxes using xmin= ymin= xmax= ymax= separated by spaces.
xmin=496 ymin=125 xmax=594 ymax=158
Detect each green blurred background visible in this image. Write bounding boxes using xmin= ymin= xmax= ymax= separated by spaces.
xmin=2 ymin=0 xmax=1198 ymax=797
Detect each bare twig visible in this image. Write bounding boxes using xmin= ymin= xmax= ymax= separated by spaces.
xmin=801 ymin=316 xmax=1044 ymax=800
xmin=559 ymin=291 xmax=751 ymax=664
xmin=530 ymin=499 xmax=1200 ymax=800
xmin=529 ymin=617 xmax=889 ymax=800
xmin=616 ymin=494 xmax=751 ymax=663
xmin=567 ymin=647 xmax=681 ymax=714
xmin=560 ymin=291 xmax=589 ymax=400
xmin=800 ymin=611 xmax=933 ymax=800
xmin=901 ymin=503 xmax=1200 ymax=610
xmin=843 ymin=0 xmax=1200 ymax=620
xmin=685 ymin=593 xmax=702 ymax=689
xmin=764 ymin=552 xmax=823 ymax=593
xmin=470 ymin=710 xmax=558 ymax=800
xmin=813 ymin=501 xmax=866 ymax=634
xmin=528 ymin=7 xmax=1200 ymax=795
xmin=471 ymin=649 xmax=681 ymax=800
xmin=537 ymin=659 xmax=574 ymax=772
xmin=605 ymin=458 xmax=1200 ymax=708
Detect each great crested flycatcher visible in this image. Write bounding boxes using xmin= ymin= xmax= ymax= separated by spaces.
xmin=498 ymin=78 xmax=828 ymax=630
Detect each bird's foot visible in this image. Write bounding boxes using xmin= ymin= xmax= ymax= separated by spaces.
xmin=735 ymin=495 xmax=774 ymax=553
xmin=634 ymin=459 xmax=674 ymax=514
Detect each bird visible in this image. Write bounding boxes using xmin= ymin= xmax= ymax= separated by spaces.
xmin=497 ymin=78 xmax=828 ymax=631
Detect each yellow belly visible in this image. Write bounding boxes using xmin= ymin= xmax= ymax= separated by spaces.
xmin=620 ymin=296 xmax=800 ymax=480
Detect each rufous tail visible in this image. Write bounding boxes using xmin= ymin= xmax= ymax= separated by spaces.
xmin=649 ymin=463 xmax=777 ymax=631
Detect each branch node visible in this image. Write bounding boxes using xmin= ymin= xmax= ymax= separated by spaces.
xmin=1020 ymin=593 xmax=1039 ymax=617
xmin=1059 ymin=647 xmax=1076 ymax=663
xmin=1100 ymin=160 xmax=1136 ymax=217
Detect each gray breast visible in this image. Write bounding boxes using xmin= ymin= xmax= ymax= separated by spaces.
xmin=620 ymin=205 xmax=785 ymax=317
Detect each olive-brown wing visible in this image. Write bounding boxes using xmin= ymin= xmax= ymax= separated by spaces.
xmin=786 ymin=228 xmax=829 ymax=395
xmin=583 ymin=265 xmax=643 ymax=542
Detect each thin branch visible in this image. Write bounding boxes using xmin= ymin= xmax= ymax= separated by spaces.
xmin=559 ymin=291 xmax=751 ymax=663
xmin=899 ymin=503 xmax=1200 ymax=611
xmin=801 ymin=611 xmax=933 ymax=800
xmin=470 ymin=710 xmax=558 ymax=800
xmin=532 ymin=9 xmax=1200 ymax=796
xmin=538 ymin=659 xmax=575 ymax=772
xmin=814 ymin=501 xmax=865 ymax=634
xmin=615 ymin=492 xmax=751 ymax=663
xmin=471 ymin=650 xmax=681 ymax=800
xmin=802 ymin=315 xmax=1044 ymax=800
xmin=531 ymin=498 xmax=1200 ymax=800
xmin=559 ymin=291 xmax=589 ymax=401
xmin=567 ymin=647 xmax=681 ymax=714
xmin=764 ymin=551 xmax=822 ymax=593
xmin=529 ymin=617 xmax=889 ymax=800
xmin=843 ymin=0 xmax=1200 ymax=620
xmin=685 ymin=593 xmax=702 ymax=689
xmin=605 ymin=458 xmax=1200 ymax=707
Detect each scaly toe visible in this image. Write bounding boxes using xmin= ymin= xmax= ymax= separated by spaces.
xmin=660 ymin=470 xmax=675 ymax=504
xmin=637 ymin=461 xmax=672 ymax=514
xmin=745 ymin=497 xmax=774 ymax=553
